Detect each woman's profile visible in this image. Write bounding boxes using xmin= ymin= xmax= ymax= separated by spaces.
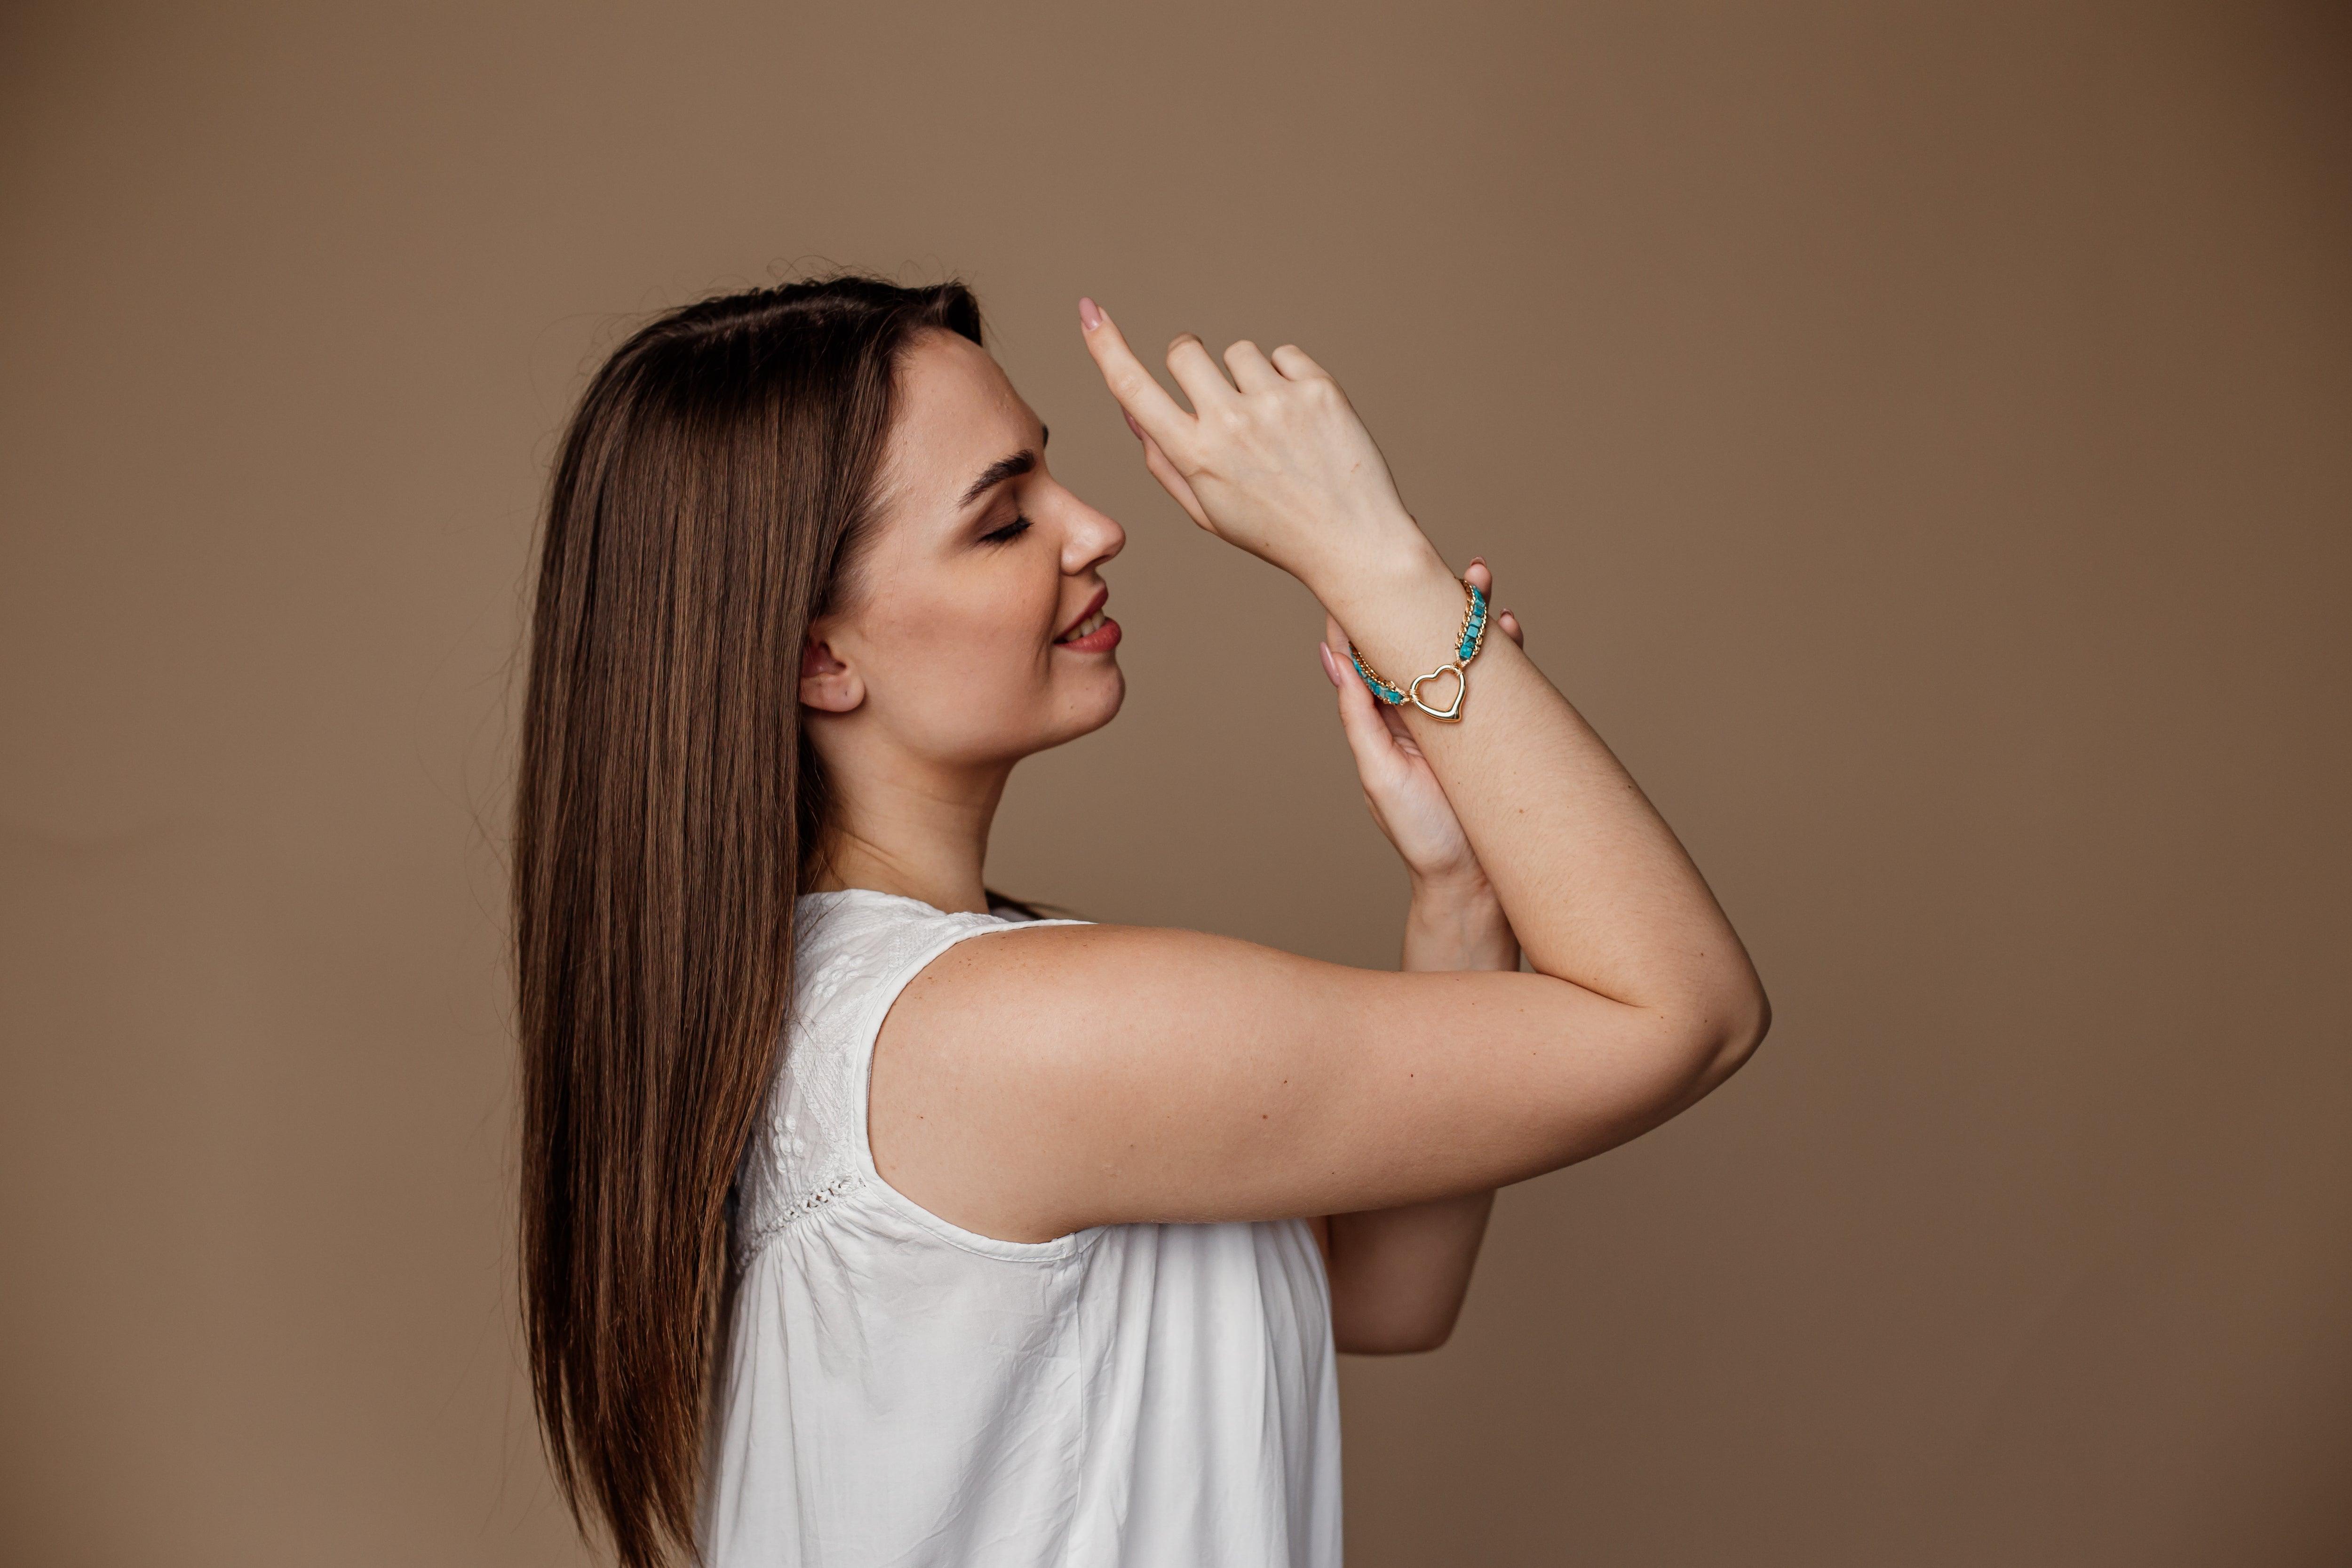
xmin=514 ymin=275 xmax=1768 ymax=1568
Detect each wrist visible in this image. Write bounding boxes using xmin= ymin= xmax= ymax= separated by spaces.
xmin=1402 ymin=874 xmax=1519 ymax=973
xmin=1309 ymin=537 xmax=1478 ymax=707
xmin=1407 ymin=863 xmax=1494 ymax=908
xmin=1294 ymin=514 xmax=1450 ymax=608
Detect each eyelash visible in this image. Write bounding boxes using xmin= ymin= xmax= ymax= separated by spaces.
xmin=979 ymin=515 xmax=1032 ymax=547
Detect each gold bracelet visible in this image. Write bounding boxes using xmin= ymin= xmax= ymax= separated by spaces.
xmin=1346 ymin=578 xmax=1489 ymax=721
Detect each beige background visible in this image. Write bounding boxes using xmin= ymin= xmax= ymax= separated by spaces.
xmin=4 ymin=2 xmax=2348 ymax=1563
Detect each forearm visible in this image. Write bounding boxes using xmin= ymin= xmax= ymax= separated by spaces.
xmin=1323 ymin=881 xmax=1514 ymax=1354
xmin=1312 ymin=535 xmax=1765 ymax=1051
xmin=1324 ymin=1191 xmax=1492 ymax=1353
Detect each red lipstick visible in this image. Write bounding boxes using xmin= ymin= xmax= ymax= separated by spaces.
xmin=1053 ymin=585 xmax=1120 ymax=653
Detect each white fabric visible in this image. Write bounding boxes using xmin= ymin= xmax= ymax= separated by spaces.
xmin=704 ymin=888 xmax=1343 ymax=1567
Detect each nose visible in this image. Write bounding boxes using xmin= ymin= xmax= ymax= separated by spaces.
xmin=1050 ymin=481 xmax=1125 ymax=576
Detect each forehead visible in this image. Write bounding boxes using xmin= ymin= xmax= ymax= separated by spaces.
xmin=880 ymin=331 xmax=1037 ymax=509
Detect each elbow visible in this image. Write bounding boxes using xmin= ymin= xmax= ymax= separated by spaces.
xmin=1694 ymin=975 xmax=1771 ymax=1092
xmin=1635 ymin=966 xmax=1769 ymax=1107
xmin=1330 ymin=1291 xmax=1470 ymax=1356
xmin=1337 ymin=1319 xmax=1459 ymax=1356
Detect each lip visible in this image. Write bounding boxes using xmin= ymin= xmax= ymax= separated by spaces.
xmin=1057 ymin=615 xmax=1122 ymax=654
xmin=1053 ymin=584 xmax=1111 ymax=643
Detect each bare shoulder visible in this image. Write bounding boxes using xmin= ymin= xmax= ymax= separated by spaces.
xmin=895 ymin=921 xmax=1353 ymax=1054
xmin=871 ymin=922 xmax=1371 ymax=1242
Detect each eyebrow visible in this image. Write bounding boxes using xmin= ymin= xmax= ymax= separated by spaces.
xmin=955 ymin=425 xmax=1049 ymax=510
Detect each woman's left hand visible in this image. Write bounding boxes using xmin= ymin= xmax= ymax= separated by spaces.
xmin=1317 ymin=558 xmax=1525 ymax=894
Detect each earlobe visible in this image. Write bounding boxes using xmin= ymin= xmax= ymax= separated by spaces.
xmin=799 ymin=635 xmax=864 ymax=715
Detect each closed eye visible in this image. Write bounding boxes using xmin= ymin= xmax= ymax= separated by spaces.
xmin=979 ymin=515 xmax=1032 ymax=547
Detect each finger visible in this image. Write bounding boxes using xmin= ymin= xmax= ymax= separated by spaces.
xmin=1079 ymin=298 xmax=1194 ymax=449
xmin=1269 ymin=343 xmax=1335 ymax=382
xmin=1223 ymin=339 xmax=1283 ymax=393
xmin=1111 ymin=364 xmax=1213 ymax=527
xmin=1165 ymin=332 xmax=1238 ymax=413
xmin=1376 ymin=700 xmax=1419 ymax=752
xmin=1323 ymin=617 xmax=1410 ymax=782
xmin=1137 ymin=428 xmax=1213 ymax=530
xmin=1461 ymin=557 xmax=1519 ymax=645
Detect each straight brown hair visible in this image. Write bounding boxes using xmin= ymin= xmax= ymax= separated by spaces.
xmin=514 ymin=275 xmax=983 ymax=1568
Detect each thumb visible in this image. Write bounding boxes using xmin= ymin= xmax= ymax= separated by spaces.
xmin=1135 ymin=425 xmax=1213 ymax=531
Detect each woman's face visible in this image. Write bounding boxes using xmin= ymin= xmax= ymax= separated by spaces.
xmin=802 ymin=329 xmax=1128 ymax=770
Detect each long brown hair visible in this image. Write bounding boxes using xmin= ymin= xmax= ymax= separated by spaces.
xmin=515 ymin=276 xmax=982 ymax=1567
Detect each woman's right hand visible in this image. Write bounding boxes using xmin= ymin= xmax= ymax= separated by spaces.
xmin=1077 ymin=298 xmax=1430 ymax=588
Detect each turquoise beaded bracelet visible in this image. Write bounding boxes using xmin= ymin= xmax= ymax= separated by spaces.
xmin=1346 ymin=579 xmax=1489 ymax=721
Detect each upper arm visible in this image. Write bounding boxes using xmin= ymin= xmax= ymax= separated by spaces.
xmin=869 ymin=923 xmax=1745 ymax=1245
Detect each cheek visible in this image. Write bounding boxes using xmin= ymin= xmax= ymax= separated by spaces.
xmin=862 ymin=575 xmax=1063 ymax=746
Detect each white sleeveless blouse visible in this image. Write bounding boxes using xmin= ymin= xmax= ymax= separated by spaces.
xmin=704 ymin=889 xmax=1343 ymax=1567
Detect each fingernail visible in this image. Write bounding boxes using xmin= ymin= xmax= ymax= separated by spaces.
xmin=1318 ymin=641 xmax=1343 ymax=687
xmin=1470 ymin=556 xmax=1486 ymax=568
xmin=1078 ymin=297 xmax=1103 ymax=331
xmin=1122 ymin=409 xmax=1144 ymax=439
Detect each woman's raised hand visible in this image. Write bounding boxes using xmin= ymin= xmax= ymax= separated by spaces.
xmin=1319 ymin=558 xmax=1526 ymax=890
xmin=1079 ymin=298 xmax=1427 ymax=586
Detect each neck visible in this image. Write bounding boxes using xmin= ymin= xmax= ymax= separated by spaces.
xmin=807 ymin=751 xmax=1012 ymax=916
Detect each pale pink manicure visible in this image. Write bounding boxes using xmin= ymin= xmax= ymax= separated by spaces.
xmin=1318 ymin=641 xmax=1343 ymax=688
xmin=1078 ymin=297 xmax=1103 ymax=331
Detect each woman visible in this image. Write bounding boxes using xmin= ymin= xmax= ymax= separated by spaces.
xmin=516 ymin=276 xmax=1767 ymax=1568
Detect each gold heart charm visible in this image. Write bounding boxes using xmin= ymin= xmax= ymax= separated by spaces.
xmin=1408 ymin=663 xmax=1466 ymax=721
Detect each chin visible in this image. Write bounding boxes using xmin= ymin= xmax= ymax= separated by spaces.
xmin=1044 ymin=665 xmax=1125 ymax=749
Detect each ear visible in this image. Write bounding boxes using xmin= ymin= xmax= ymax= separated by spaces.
xmin=798 ymin=631 xmax=865 ymax=714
